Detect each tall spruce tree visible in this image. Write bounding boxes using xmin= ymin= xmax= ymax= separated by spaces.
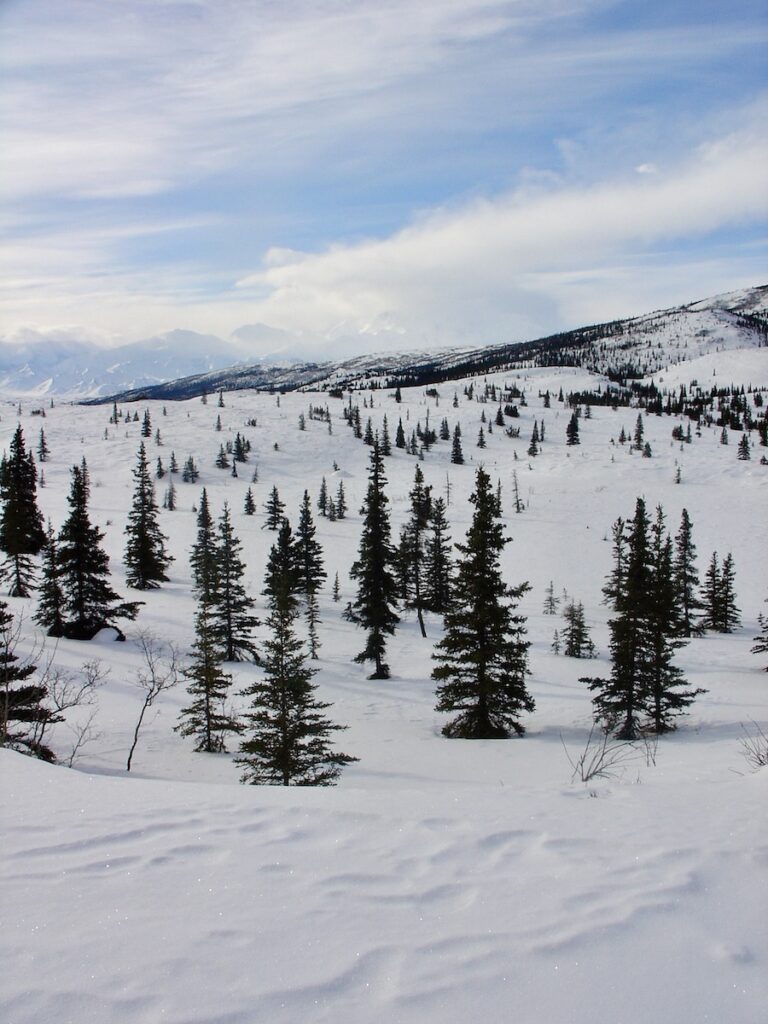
xmin=124 ymin=442 xmax=173 ymax=590
xmin=432 ymin=466 xmax=533 ymax=738
xmin=34 ymin=523 xmax=66 ymax=638
xmin=58 ymin=462 xmax=140 ymax=640
xmin=582 ymin=498 xmax=652 ymax=739
xmin=644 ymin=507 xmax=703 ymax=732
xmin=561 ymin=601 xmax=596 ymax=658
xmin=295 ymin=491 xmax=326 ymax=658
xmin=423 ymin=497 xmax=452 ymax=614
xmin=752 ymin=596 xmax=768 ymax=671
xmin=0 ymin=425 xmax=46 ymax=595
xmin=345 ymin=440 xmax=399 ymax=678
xmin=264 ymin=485 xmax=285 ymax=530
xmin=451 ymin=425 xmax=464 ymax=464
xmin=213 ymin=503 xmax=259 ymax=662
xmin=400 ymin=466 xmax=432 ymax=637
xmin=236 ymin=526 xmax=356 ymax=786
xmin=673 ymin=509 xmax=703 ymax=636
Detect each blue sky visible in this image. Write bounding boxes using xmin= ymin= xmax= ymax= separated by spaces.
xmin=1 ymin=0 xmax=766 ymax=356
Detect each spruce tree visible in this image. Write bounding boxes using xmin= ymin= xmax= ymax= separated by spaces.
xmin=263 ymin=485 xmax=285 ymax=530
xmin=565 ymin=413 xmax=580 ymax=446
xmin=213 ymin=503 xmax=259 ymax=662
xmin=244 ymin=487 xmax=256 ymax=515
xmin=317 ymin=477 xmax=329 ymax=517
xmin=176 ymin=603 xmax=241 ymax=752
xmin=58 ymin=462 xmax=140 ymax=640
xmin=345 ymin=440 xmax=399 ymax=678
xmin=752 ymin=596 xmax=768 ymax=671
xmin=0 ymin=600 xmax=58 ymax=761
xmin=602 ymin=517 xmax=627 ymax=609
xmin=400 ymin=466 xmax=432 ymax=637
xmin=296 ymin=491 xmax=326 ymax=657
xmin=451 ymin=425 xmax=464 ymax=464
xmin=673 ymin=509 xmax=703 ymax=636
xmin=34 ymin=523 xmax=66 ymax=638
xmin=701 ymin=552 xmax=721 ymax=631
xmin=335 ymin=480 xmax=347 ymax=519
xmin=0 ymin=425 xmax=46 ymax=595
xmin=124 ymin=442 xmax=173 ymax=590
xmin=561 ymin=601 xmax=596 ymax=658
xmin=644 ymin=507 xmax=703 ymax=732
xmin=581 ymin=499 xmax=652 ymax=739
xmin=236 ymin=529 xmax=356 ymax=785
xmin=423 ymin=497 xmax=452 ymax=615
xmin=719 ymin=553 xmax=741 ymax=633
xmin=395 ymin=419 xmax=406 ymax=449
xmin=37 ymin=428 xmax=49 ymax=462
xmin=543 ymin=580 xmax=559 ymax=615
xmin=432 ymin=467 xmax=533 ymax=738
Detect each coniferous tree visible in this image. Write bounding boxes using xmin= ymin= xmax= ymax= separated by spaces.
xmin=141 ymin=409 xmax=152 ymax=438
xmin=236 ymin=527 xmax=356 ymax=786
xmin=423 ymin=497 xmax=452 ymax=615
xmin=582 ymin=499 xmax=652 ymax=739
xmin=156 ymin=457 xmax=165 ymax=479
xmin=432 ymin=467 xmax=533 ymax=738
xmin=263 ymin=485 xmax=285 ymax=530
xmin=719 ymin=553 xmax=741 ymax=633
xmin=164 ymin=480 xmax=177 ymax=511
xmin=215 ymin=444 xmax=230 ymax=469
xmin=243 ymin=487 xmax=256 ymax=516
xmin=701 ymin=552 xmax=721 ymax=632
xmin=181 ymin=456 xmax=199 ymax=482
xmin=633 ymin=414 xmax=645 ymax=451
xmin=381 ymin=416 xmax=392 ymax=456
xmin=737 ymin=434 xmax=751 ymax=460
xmin=317 ymin=477 xmax=329 ymax=517
xmin=400 ymin=466 xmax=432 ymax=637
xmin=124 ymin=443 xmax=173 ymax=590
xmin=527 ymin=421 xmax=539 ymax=457
xmin=0 ymin=600 xmax=58 ymax=760
xmin=37 ymin=428 xmax=49 ymax=463
xmin=543 ymin=580 xmax=559 ymax=615
xmin=34 ymin=523 xmax=66 ymax=638
xmin=176 ymin=603 xmax=241 ymax=752
xmin=213 ymin=503 xmax=259 ymax=662
xmin=566 ymin=413 xmax=580 ymax=446
xmin=395 ymin=419 xmax=406 ymax=449
xmin=335 ymin=480 xmax=347 ymax=519
xmin=295 ymin=492 xmax=326 ymax=657
xmin=451 ymin=425 xmax=464 ymax=464
xmin=561 ymin=601 xmax=596 ymax=658
xmin=602 ymin=517 xmax=627 ymax=609
xmin=58 ymin=462 xmax=140 ymax=640
xmin=477 ymin=427 xmax=486 ymax=449
xmin=644 ymin=507 xmax=703 ymax=732
xmin=345 ymin=440 xmax=399 ymax=678
xmin=332 ymin=571 xmax=341 ymax=603
xmin=169 ymin=451 xmax=179 ymax=474
xmin=0 ymin=426 xmax=46 ymax=595
xmin=673 ymin=509 xmax=703 ymax=636
xmin=752 ymin=596 xmax=768 ymax=671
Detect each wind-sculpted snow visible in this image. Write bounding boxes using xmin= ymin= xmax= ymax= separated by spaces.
xmin=2 ymin=753 xmax=765 ymax=1024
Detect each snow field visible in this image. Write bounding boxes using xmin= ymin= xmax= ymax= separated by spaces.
xmin=1 ymin=352 xmax=767 ymax=1023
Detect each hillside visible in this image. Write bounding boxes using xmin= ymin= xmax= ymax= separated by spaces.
xmin=94 ymin=284 xmax=768 ymax=403
xmin=1 ymin=351 xmax=766 ymax=1024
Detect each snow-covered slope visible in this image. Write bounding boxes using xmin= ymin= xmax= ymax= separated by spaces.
xmin=1 ymin=356 xmax=766 ymax=1023
xmin=96 ymin=283 xmax=768 ymax=403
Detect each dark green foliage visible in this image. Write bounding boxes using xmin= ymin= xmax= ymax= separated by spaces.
xmin=0 ymin=426 xmax=46 ymax=596
xmin=215 ymin=444 xmax=230 ymax=469
xmin=263 ymin=518 xmax=301 ymax=615
xmin=583 ymin=499 xmax=701 ymax=737
xmin=582 ymin=499 xmax=652 ymax=739
xmin=335 ymin=480 xmax=347 ymax=519
xmin=213 ymin=503 xmax=259 ymax=662
xmin=423 ymin=497 xmax=452 ymax=614
xmin=176 ymin=604 xmax=241 ymax=752
xmin=34 ymin=523 xmax=66 ymax=638
xmin=752 ymin=597 xmax=768 ymax=670
xmin=565 ymin=413 xmax=580 ymax=446
xmin=317 ymin=477 xmax=329 ymax=517
xmin=527 ymin=421 xmax=539 ymax=457
xmin=37 ymin=428 xmax=49 ymax=462
xmin=702 ymin=552 xmax=741 ymax=633
xmin=561 ymin=601 xmax=596 ymax=658
xmin=124 ymin=443 xmax=172 ymax=590
xmin=181 ymin=456 xmax=199 ymax=482
xmin=395 ymin=419 xmax=406 ymax=449
xmin=295 ymin=492 xmax=326 ymax=598
xmin=345 ymin=442 xmax=399 ymax=678
xmin=673 ymin=509 xmax=703 ymax=636
xmin=737 ymin=434 xmax=750 ymax=460
xmin=381 ymin=416 xmax=392 ymax=456
xmin=58 ymin=462 xmax=140 ymax=640
xmin=601 ymin=517 xmax=626 ymax=609
xmin=451 ymin=424 xmax=464 ymax=464
xmin=0 ymin=600 xmax=57 ymax=761
xmin=244 ymin=487 xmax=256 ymax=515
xmin=237 ymin=542 xmax=357 ymax=785
xmin=189 ymin=489 xmax=219 ymax=606
xmin=477 ymin=427 xmax=486 ymax=449
xmin=399 ymin=466 xmax=432 ymax=637
xmin=432 ymin=467 xmax=533 ymax=739
xmin=264 ymin=485 xmax=285 ymax=530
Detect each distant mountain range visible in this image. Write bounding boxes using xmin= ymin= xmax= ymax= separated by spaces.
xmin=88 ymin=284 xmax=767 ymax=403
xmin=2 ymin=285 xmax=766 ymax=400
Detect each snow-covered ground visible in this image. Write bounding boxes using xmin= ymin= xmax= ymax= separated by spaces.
xmin=1 ymin=350 xmax=767 ymax=1024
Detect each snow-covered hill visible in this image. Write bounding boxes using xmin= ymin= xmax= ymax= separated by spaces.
xmin=95 ymin=284 xmax=768 ymax=403
xmin=1 ymin=352 xmax=766 ymax=1023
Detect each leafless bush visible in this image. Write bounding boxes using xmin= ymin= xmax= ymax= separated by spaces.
xmin=126 ymin=632 xmax=180 ymax=772
xmin=561 ymin=726 xmax=638 ymax=784
xmin=738 ymin=721 xmax=768 ymax=772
